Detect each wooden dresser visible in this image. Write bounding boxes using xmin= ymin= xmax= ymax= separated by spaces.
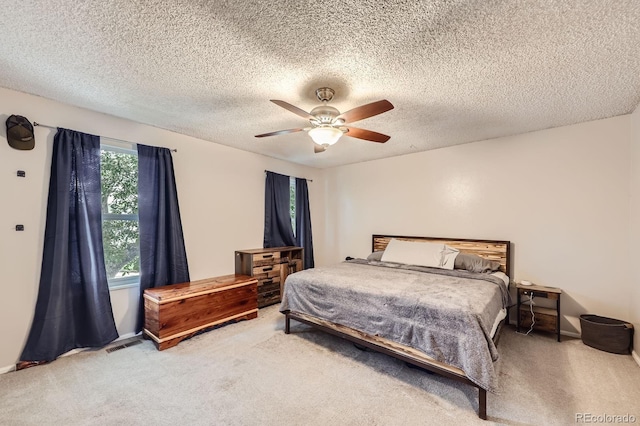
xmin=235 ymin=247 xmax=304 ymax=308
xmin=143 ymin=274 xmax=258 ymax=350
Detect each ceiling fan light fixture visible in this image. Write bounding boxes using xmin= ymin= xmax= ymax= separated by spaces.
xmin=257 ymin=88 xmax=393 ymax=147
xmin=308 ymin=126 xmax=343 ymax=146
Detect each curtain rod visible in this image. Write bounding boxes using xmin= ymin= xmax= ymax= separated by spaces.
xmin=264 ymin=170 xmax=313 ymax=182
xmin=33 ymin=122 xmax=178 ymax=152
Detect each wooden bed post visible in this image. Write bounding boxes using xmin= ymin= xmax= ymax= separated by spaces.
xmin=478 ymin=388 xmax=487 ymax=420
xmin=285 ymin=313 xmax=290 ymax=334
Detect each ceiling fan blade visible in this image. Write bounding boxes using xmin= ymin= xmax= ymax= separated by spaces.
xmin=344 ymin=126 xmax=390 ymax=143
xmin=314 ymin=144 xmax=327 ymax=154
xmin=270 ymin=100 xmax=315 ymax=120
xmin=335 ymin=100 xmax=394 ymax=124
xmin=255 ymin=128 xmax=305 ymax=138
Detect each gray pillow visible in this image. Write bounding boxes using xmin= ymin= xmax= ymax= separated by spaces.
xmin=367 ymin=251 xmax=385 ymax=261
xmin=454 ymin=253 xmax=501 ymax=273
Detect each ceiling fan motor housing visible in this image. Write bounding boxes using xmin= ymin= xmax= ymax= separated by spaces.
xmin=310 ymin=105 xmax=340 ymax=125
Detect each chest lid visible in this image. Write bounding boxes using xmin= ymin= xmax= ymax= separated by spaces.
xmin=144 ymin=274 xmax=256 ymax=304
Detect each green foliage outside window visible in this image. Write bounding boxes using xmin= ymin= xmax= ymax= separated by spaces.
xmin=100 ymin=149 xmax=140 ymax=280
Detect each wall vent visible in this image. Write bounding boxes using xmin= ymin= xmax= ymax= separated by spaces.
xmin=105 ymin=339 xmax=142 ymax=353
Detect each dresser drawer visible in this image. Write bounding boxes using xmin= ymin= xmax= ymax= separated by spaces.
xmin=253 ymin=252 xmax=280 ymax=266
xmin=253 ymin=263 xmax=281 ymax=279
xmin=257 ymin=278 xmax=281 ymax=308
xmin=258 ymin=277 xmax=280 ymax=294
xmin=258 ymin=289 xmax=281 ymax=307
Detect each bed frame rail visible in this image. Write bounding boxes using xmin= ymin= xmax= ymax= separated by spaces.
xmin=284 ymin=311 xmax=488 ymax=420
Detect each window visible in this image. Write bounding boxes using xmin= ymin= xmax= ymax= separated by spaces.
xmin=100 ymin=143 xmax=140 ymax=288
xmin=289 ymin=176 xmax=296 ymax=237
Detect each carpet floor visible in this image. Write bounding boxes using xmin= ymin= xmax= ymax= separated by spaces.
xmin=0 ymin=305 xmax=638 ymax=425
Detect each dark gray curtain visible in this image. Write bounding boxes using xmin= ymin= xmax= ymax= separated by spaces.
xmin=264 ymin=171 xmax=296 ymax=248
xmin=20 ymin=129 xmax=118 ymax=363
xmin=137 ymin=144 xmax=190 ymax=332
xmin=295 ymin=178 xmax=314 ymax=269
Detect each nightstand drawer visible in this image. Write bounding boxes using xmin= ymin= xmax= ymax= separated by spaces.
xmin=519 ymin=305 xmax=557 ymax=333
xmin=520 ymin=289 xmax=559 ymax=300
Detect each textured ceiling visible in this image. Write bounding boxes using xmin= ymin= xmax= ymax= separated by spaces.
xmin=1 ymin=1 xmax=639 ymax=168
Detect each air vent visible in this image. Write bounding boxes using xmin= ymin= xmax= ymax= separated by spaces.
xmin=105 ymin=339 xmax=142 ymax=353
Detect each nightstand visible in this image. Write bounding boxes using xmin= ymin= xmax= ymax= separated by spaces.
xmin=516 ymin=283 xmax=562 ymax=342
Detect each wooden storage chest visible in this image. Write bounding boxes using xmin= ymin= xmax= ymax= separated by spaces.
xmin=143 ymin=274 xmax=258 ymax=350
xmin=235 ymin=247 xmax=304 ymax=308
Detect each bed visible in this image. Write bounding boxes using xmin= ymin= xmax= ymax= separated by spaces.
xmin=280 ymin=234 xmax=511 ymax=420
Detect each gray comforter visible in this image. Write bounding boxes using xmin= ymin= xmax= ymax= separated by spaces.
xmin=280 ymin=259 xmax=511 ymax=393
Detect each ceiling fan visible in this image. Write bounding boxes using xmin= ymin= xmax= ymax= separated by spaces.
xmin=255 ymin=87 xmax=394 ymax=153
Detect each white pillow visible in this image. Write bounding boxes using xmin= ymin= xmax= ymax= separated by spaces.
xmin=381 ymin=239 xmax=459 ymax=269
xmin=441 ymin=245 xmax=460 ymax=270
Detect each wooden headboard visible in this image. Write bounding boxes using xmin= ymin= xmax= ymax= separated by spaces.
xmin=372 ymin=234 xmax=511 ymax=276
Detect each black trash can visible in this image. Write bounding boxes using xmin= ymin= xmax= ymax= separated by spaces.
xmin=579 ymin=314 xmax=634 ymax=354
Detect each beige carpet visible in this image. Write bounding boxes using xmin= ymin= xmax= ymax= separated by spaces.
xmin=1 ymin=305 xmax=638 ymax=426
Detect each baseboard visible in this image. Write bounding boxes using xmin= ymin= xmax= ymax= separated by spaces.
xmin=0 ymin=349 xmax=86 ymax=375
xmin=1 ymin=332 xmax=142 ymax=375
xmin=115 ymin=332 xmax=140 ymax=341
xmin=632 ymin=350 xmax=640 ymax=368
xmin=61 ymin=332 xmax=141 ymax=356
xmin=61 ymin=348 xmax=87 ymax=357
xmin=0 ymin=364 xmax=16 ymax=375
xmin=508 ymin=318 xmax=580 ymax=338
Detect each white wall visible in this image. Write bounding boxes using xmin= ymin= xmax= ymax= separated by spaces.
xmin=1 ymin=84 xmax=635 ymax=372
xmin=0 ymin=87 xmax=324 ymax=371
xmin=631 ymin=105 xmax=640 ymax=362
xmin=321 ymin=116 xmax=632 ymax=336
